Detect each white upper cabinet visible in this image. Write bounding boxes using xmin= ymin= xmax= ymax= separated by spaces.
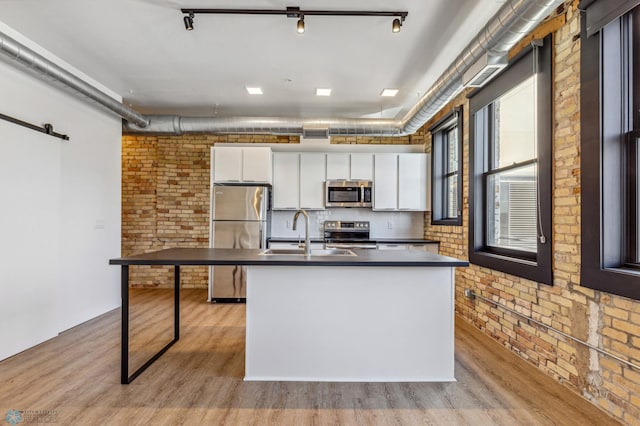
xmin=299 ymin=153 xmax=326 ymax=210
xmin=213 ymin=147 xmax=243 ymax=182
xmin=373 ymin=154 xmax=398 ymax=210
xmin=326 ymin=153 xmax=374 ymax=181
xmin=242 ymin=147 xmax=273 ymax=183
xmin=273 ymin=153 xmax=326 ymax=210
xmin=398 ymin=154 xmax=428 ymax=211
xmin=326 ymin=154 xmax=350 ymax=180
xmin=374 ymin=153 xmax=430 ymax=211
xmin=272 ymin=153 xmax=299 ymax=210
xmin=212 ymin=147 xmax=272 ymax=184
xmin=350 ymin=153 xmax=374 ymax=180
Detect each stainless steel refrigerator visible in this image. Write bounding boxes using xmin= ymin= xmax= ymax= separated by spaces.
xmin=209 ymin=185 xmax=270 ymax=302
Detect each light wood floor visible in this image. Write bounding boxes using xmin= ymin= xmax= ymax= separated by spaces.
xmin=0 ymin=288 xmax=618 ymax=425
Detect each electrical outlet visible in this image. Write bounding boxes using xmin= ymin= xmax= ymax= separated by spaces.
xmin=387 ymin=220 xmax=392 ymax=229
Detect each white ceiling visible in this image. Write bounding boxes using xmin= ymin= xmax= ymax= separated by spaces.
xmin=0 ymin=0 xmax=505 ymax=120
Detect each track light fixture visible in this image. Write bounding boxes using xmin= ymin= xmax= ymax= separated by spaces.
xmin=392 ymin=18 xmax=401 ymax=33
xmin=183 ymin=13 xmax=194 ymax=31
xmin=181 ymin=7 xmax=408 ymax=34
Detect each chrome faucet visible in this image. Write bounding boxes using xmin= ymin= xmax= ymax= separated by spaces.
xmin=292 ymin=209 xmax=311 ymax=257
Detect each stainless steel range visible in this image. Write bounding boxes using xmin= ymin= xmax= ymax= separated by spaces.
xmin=323 ymin=221 xmax=377 ymax=249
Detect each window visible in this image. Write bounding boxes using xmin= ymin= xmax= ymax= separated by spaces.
xmin=469 ymin=36 xmax=553 ymax=285
xmin=581 ymin=1 xmax=640 ymax=300
xmin=430 ymin=107 xmax=463 ymax=225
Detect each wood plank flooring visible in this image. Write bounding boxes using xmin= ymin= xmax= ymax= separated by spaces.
xmin=0 ymin=288 xmax=619 ymax=425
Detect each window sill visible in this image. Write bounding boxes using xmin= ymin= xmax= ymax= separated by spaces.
xmin=469 ymin=249 xmax=552 ymax=285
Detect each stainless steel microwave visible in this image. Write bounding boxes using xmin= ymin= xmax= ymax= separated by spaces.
xmin=325 ymin=180 xmax=372 ymax=208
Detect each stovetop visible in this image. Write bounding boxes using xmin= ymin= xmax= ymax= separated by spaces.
xmin=324 ymin=220 xmax=371 ymax=243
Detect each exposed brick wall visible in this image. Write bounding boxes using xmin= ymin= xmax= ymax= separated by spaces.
xmin=122 ymin=132 xmax=423 ymax=289
xmin=420 ymin=3 xmax=640 ymax=423
xmin=121 ymin=2 xmax=639 ymax=421
xmin=122 ymin=134 xmax=296 ymax=288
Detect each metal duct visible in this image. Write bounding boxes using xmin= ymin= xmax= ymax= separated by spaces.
xmin=0 ymin=30 xmax=149 ymax=128
xmin=398 ymin=0 xmax=564 ymax=134
xmin=1 ymin=0 xmax=564 ymax=136
xmin=123 ymin=0 xmax=564 ymax=136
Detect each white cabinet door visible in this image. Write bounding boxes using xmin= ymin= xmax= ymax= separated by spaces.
xmin=398 ymin=154 xmax=428 ymax=210
xmin=299 ymin=153 xmax=326 ymax=210
xmin=350 ymin=153 xmax=374 ymax=180
xmin=409 ymin=243 xmax=439 ymax=253
xmin=373 ymin=154 xmax=398 ymax=210
xmin=326 ymin=154 xmax=350 ymax=180
xmin=213 ymin=147 xmax=243 ymax=182
xmin=273 ymin=153 xmax=299 ymax=210
xmin=376 ymin=243 xmax=407 ymax=250
xmin=243 ymin=147 xmax=272 ymax=184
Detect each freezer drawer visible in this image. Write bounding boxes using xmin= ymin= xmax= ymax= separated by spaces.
xmin=212 ymin=265 xmax=247 ymax=302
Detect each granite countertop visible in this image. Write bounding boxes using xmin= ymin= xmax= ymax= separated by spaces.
xmin=110 ymin=248 xmax=467 ymax=267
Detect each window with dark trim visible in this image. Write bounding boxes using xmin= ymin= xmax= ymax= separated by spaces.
xmin=430 ymin=107 xmax=463 ymax=225
xmin=581 ymin=1 xmax=640 ymax=300
xmin=468 ymin=35 xmax=553 ymax=285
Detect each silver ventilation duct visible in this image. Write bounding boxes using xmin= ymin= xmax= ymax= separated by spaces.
xmin=0 ymin=0 xmax=564 ymax=136
xmin=124 ymin=0 xmax=564 ymax=136
xmin=0 ymin=30 xmax=149 ymax=128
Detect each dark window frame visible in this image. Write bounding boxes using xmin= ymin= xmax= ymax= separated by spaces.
xmin=430 ymin=106 xmax=463 ymax=226
xmin=468 ymin=36 xmax=553 ymax=285
xmin=580 ymin=6 xmax=640 ymax=300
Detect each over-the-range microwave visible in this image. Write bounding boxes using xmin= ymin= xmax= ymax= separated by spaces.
xmin=325 ymin=180 xmax=372 ymax=208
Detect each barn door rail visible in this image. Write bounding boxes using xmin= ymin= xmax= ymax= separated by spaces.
xmin=0 ymin=112 xmax=69 ymax=141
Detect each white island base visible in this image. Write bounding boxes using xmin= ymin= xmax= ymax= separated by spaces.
xmin=245 ymin=266 xmax=455 ymax=382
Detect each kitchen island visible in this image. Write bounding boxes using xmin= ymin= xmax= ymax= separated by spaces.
xmin=110 ymin=248 xmax=468 ymax=384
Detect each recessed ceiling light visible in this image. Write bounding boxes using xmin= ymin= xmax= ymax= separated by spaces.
xmin=316 ymin=88 xmax=332 ymax=96
xmin=246 ymin=87 xmax=263 ymax=95
xmin=381 ymin=88 xmax=399 ymax=97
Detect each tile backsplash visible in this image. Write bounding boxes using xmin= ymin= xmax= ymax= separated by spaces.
xmin=270 ymin=208 xmax=424 ymax=239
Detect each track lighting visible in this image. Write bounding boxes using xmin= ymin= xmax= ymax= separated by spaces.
xmin=392 ymin=18 xmax=401 ymax=33
xmin=183 ymin=13 xmax=194 ymax=31
xmin=181 ymin=7 xmax=408 ymax=34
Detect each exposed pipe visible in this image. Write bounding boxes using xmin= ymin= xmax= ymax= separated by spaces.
xmin=0 ymin=30 xmax=149 ymax=128
xmin=123 ymin=0 xmax=565 ymax=136
xmin=467 ymin=290 xmax=640 ymax=372
xmin=0 ymin=1 xmax=564 ymax=136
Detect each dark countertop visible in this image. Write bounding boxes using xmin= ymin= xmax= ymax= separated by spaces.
xmin=110 ymin=248 xmax=468 ymax=267
xmin=268 ymin=238 xmax=439 ymax=245
xmin=374 ymin=239 xmax=440 ymax=244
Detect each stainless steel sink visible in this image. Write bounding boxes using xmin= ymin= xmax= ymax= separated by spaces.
xmin=260 ymin=248 xmax=356 ymax=257
xmin=311 ymin=248 xmax=356 ymax=256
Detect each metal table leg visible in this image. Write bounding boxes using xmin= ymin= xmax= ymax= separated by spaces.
xmin=121 ymin=265 xmax=181 ymax=384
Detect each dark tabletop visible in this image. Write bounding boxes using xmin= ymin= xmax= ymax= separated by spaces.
xmin=109 ymin=248 xmax=468 ymax=267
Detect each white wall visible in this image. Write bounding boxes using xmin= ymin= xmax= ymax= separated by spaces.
xmin=0 ymin=24 xmax=121 ymax=360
